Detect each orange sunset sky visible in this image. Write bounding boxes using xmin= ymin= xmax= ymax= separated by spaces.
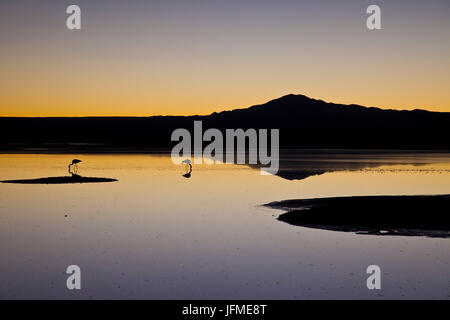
xmin=1 ymin=0 xmax=449 ymax=116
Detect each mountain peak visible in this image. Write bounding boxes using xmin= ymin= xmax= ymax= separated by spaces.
xmin=268 ymin=93 xmax=313 ymax=103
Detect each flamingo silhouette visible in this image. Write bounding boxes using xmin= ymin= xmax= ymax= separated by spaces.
xmin=182 ymin=159 xmax=192 ymax=178
xmin=68 ymin=159 xmax=82 ymax=174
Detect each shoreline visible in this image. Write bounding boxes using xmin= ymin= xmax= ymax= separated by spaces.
xmin=265 ymin=195 xmax=450 ymax=238
xmin=1 ymin=148 xmax=450 ymax=155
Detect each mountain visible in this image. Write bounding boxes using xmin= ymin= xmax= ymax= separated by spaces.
xmin=1 ymin=94 xmax=449 ymax=151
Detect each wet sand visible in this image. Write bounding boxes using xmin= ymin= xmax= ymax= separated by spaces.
xmin=1 ymin=175 xmax=117 ymax=184
xmin=265 ymin=195 xmax=450 ymax=238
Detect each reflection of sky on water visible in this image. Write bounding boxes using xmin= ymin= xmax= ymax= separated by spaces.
xmin=0 ymin=153 xmax=449 ymax=299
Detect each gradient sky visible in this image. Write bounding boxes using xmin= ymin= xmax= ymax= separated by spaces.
xmin=1 ymin=0 xmax=449 ymax=116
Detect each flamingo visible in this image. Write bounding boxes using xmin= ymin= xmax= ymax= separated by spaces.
xmin=68 ymin=159 xmax=82 ymax=174
xmin=182 ymin=159 xmax=192 ymax=178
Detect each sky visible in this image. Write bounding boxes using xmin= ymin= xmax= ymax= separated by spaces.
xmin=0 ymin=0 xmax=449 ymax=116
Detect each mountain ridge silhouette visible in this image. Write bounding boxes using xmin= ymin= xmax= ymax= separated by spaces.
xmin=1 ymin=94 xmax=449 ymax=150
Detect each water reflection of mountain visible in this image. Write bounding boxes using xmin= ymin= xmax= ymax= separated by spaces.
xmin=251 ymin=150 xmax=450 ymax=180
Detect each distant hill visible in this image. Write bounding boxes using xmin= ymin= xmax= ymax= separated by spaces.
xmin=1 ymin=94 xmax=449 ymax=151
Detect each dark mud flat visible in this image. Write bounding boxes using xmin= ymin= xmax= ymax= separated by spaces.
xmin=265 ymin=195 xmax=450 ymax=238
xmin=1 ymin=175 xmax=117 ymax=184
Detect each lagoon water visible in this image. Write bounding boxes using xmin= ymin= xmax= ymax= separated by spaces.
xmin=0 ymin=152 xmax=449 ymax=299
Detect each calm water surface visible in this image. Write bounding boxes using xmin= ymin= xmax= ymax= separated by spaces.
xmin=0 ymin=152 xmax=449 ymax=299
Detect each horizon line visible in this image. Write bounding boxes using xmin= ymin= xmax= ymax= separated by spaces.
xmin=0 ymin=94 xmax=447 ymax=118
